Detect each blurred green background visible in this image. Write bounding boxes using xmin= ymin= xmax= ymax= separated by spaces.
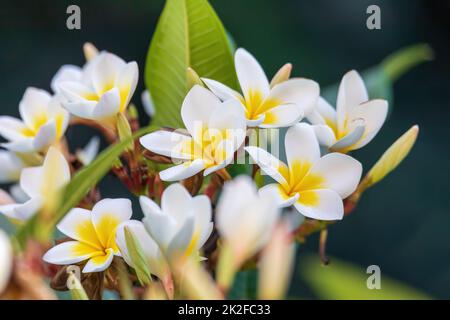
xmin=0 ymin=0 xmax=449 ymax=299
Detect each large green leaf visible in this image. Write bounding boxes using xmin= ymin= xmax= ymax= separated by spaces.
xmin=145 ymin=0 xmax=238 ymax=129
xmin=300 ymin=254 xmax=431 ymax=300
xmin=322 ymin=43 xmax=432 ymax=109
xmin=16 ymin=127 xmax=153 ymax=247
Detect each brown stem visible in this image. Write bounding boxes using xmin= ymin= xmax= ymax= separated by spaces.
xmin=319 ymin=229 xmax=330 ymax=265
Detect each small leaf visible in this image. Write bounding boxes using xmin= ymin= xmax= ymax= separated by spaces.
xmin=116 ymin=113 xmax=134 ymax=152
xmin=363 ymin=125 xmax=419 ymax=189
xmin=67 ymin=273 xmax=89 ymax=300
xmin=124 ymin=226 xmax=152 ymax=286
xmin=145 ymin=0 xmax=238 ymax=129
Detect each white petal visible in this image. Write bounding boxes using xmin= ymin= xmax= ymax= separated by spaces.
xmin=59 ymin=81 xmax=97 ymax=102
xmin=0 ymin=204 xmax=20 ymax=220
xmin=203 ymin=162 xmax=227 ymax=177
xmin=208 ymin=100 xmax=246 ymax=133
xmin=307 ymin=96 xmax=337 ymax=125
xmin=140 ymin=130 xmax=194 ymax=160
xmin=268 ymin=78 xmax=319 ymax=116
xmin=63 ymin=101 xmax=97 ymax=119
xmin=312 ymin=125 xmax=336 ymax=147
xmin=260 ymin=103 xmax=304 ymax=128
xmin=19 ymin=88 xmax=52 ymax=130
xmin=0 ymin=151 xmax=24 ymax=183
xmin=245 ymin=146 xmax=288 ymax=185
xmin=116 ymin=61 xmax=139 ymax=111
xmin=181 ymin=86 xmax=222 ymax=137
xmin=259 ymin=183 xmax=299 ymax=208
xmin=166 ymin=215 xmax=195 ymax=258
xmin=20 ymin=166 xmax=44 ymax=198
xmin=294 ymin=189 xmax=344 ymax=221
xmin=0 ymin=116 xmax=28 ymax=141
xmin=348 ymin=99 xmax=388 ymax=150
xmin=76 ymin=136 xmax=101 ymax=166
xmin=330 ymin=122 xmax=365 ymax=151
xmin=1 ymin=139 xmax=34 ymax=153
xmin=0 ymin=230 xmax=12 ymax=294
xmin=43 ymin=241 xmax=99 ymax=265
xmin=141 ymin=196 xmax=177 ymax=249
xmin=41 ymin=147 xmax=71 ymax=191
xmin=309 ymin=153 xmax=362 ymax=198
xmin=82 ymin=249 xmax=115 ymax=273
xmin=285 ymin=123 xmax=320 ymax=167
xmin=336 ymin=70 xmax=368 ymax=132
xmin=13 ymin=196 xmax=43 ymax=221
xmin=47 ymin=96 xmax=70 ymax=137
xmin=201 ymin=78 xmax=244 ymax=102
xmin=161 ymin=183 xmax=193 ymax=223
xmin=57 ymin=208 xmax=103 ymax=250
xmin=191 ymin=195 xmax=213 ymax=248
xmin=91 ymin=52 xmax=126 ymax=96
xmin=235 ymin=48 xmax=270 ymax=100
xmin=158 ymin=159 xmax=206 ymax=182
xmin=141 ymin=90 xmax=155 ymax=117
xmin=32 ymin=120 xmax=57 ymax=151
xmin=51 ymin=65 xmax=83 ymax=93
xmin=116 ymin=220 xmax=167 ymax=279
xmin=91 ymin=88 xmax=121 ymax=119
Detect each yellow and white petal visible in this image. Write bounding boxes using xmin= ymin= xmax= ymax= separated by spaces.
xmin=285 ymin=123 xmax=320 ymax=168
xmin=59 ymin=81 xmax=97 ymax=102
xmin=41 ymin=147 xmax=71 ymax=192
xmin=330 ymin=121 xmax=365 ymax=152
xmin=336 ymin=70 xmax=368 ymax=132
xmin=62 ymin=101 xmax=98 ymax=120
xmin=312 ymin=125 xmax=336 ymax=147
xmin=348 ymin=99 xmax=388 ymax=150
xmin=235 ymin=48 xmax=270 ymax=101
xmin=140 ymin=130 xmax=194 ymax=161
xmin=294 ymin=189 xmax=343 ymax=221
xmin=51 ymin=65 xmax=83 ymax=93
xmin=32 ymin=120 xmax=57 ymax=151
xmin=19 ymin=88 xmax=52 ymax=130
xmin=57 ymin=208 xmax=103 ymax=250
xmin=259 ymin=183 xmax=299 ymax=208
xmin=166 ymin=215 xmax=195 ymax=258
xmin=0 ymin=230 xmax=12 ymax=294
xmin=158 ymin=159 xmax=206 ymax=182
xmin=43 ymin=241 xmax=101 ymax=265
xmin=0 ymin=151 xmax=24 ymax=183
xmin=191 ymin=195 xmax=213 ymax=249
xmin=202 ymin=78 xmax=244 ymax=102
xmin=47 ymin=97 xmax=70 ymax=138
xmin=307 ymin=96 xmax=337 ymax=126
xmin=181 ymin=86 xmax=222 ymax=139
xmin=308 ymin=153 xmax=362 ymax=199
xmin=91 ymin=52 xmax=126 ymax=96
xmin=115 ymin=220 xmax=167 ymax=279
xmin=0 ymin=116 xmax=28 ymax=141
xmin=91 ymin=198 xmax=133 ymax=251
xmin=245 ymin=146 xmax=288 ymax=186
xmin=82 ymin=248 xmax=115 ymax=273
xmin=260 ymin=103 xmax=304 ymax=128
xmin=91 ymin=88 xmax=121 ymax=119
xmin=246 ymin=114 xmax=266 ymax=127
xmin=268 ymin=78 xmax=320 ymax=116
xmin=116 ymin=61 xmax=139 ymax=111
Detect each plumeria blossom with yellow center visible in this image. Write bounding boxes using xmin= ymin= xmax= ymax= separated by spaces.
xmin=216 ymin=176 xmax=281 ymax=268
xmin=246 ymin=123 xmax=362 ymax=221
xmin=57 ymin=51 xmax=138 ymax=122
xmin=0 ymin=88 xmax=69 ymax=153
xmin=202 ymin=48 xmax=319 ymax=128
xmin=307 ymin=70 xmax=388 ymax=152
xmin=140 ymin=85 xmax=246 ymax=181
xmin=43 ymin=198 xmax=133 ymax=273
xmin=139 ymin=183 xmax=213 ymax=261
xmin=0 ymin=147 xmax=70 ymax=221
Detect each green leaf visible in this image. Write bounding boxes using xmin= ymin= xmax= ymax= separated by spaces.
xmin=145 ymin=0 xmax=238 ymax=129
xmin=16 ymin=127 xmax=153 ymax=247
xmin=124 ymin=226 xmax=152 ymax=286
xmin=322 ymin=43 xmax=433 ymax=109
xmin=300 ymin=254 xmax=431 ymax=300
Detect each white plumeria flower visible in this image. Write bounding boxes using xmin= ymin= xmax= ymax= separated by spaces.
xmin=76 ymin=136 xmax=100 ymax=166
xmin=0 ymin=230 xmax=13 ymax=294
xmin=43 ymin=198 xmax=132 ymax=273
xmin=116 ymin=220 xmax=170 ymax=283
xmin=0 ymin=147 xmax=70 ymax=221
xmin=57 ymin=52 xmax=138 ymax=121
xmin=0 ymin=88 xmax=69 ymax=153
xmin=0 ymin=150 xmax=25 ymax=183
xmin=246 ymin=123 xmax=362 ymax=221
xmin=140 ymin=85 xmax=246 ymax=181
xmin=308 ymin=70 xmax=388 ymax=152
xmin=140 ymin=183 xmax=213 ymax=260
xmin=202 ymin=48 xmax=319 ymax=128
xmin=216 ymin=176 xmax=280 ymax=265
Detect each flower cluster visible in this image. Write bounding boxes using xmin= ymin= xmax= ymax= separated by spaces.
xmin=0 ymin=40 xmax=419 ymax=301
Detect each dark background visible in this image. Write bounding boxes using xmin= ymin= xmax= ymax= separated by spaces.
xmin=0 ymin=0 xmax=449 ymax=298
